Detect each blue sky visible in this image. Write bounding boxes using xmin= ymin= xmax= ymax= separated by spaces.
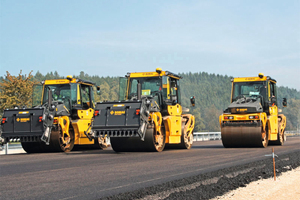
xmin=1 ymin=0 xmax=299 ymax=90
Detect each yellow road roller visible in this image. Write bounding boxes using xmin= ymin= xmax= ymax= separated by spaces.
xmin=1 ymin=76 xmax=107 ymax=153
xmin=219 ymin=73 xmax=287 ymax=147
xmin=92 ymin=68 xmax=195 ymax=152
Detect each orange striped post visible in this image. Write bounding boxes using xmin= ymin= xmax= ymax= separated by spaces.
xmin=272 ymin=148 xmax=276 ymax=181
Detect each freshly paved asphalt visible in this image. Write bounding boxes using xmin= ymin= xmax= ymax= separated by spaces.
xmin=1 ymin=137 xmax=299 ymax=200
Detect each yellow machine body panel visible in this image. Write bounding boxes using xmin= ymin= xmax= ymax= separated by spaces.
xmin=182 ymin=114 xmax=195 ymax=137
xmin=163 ymin=116 xmax=182 ymax=144
xmin=44 ymin=79 xmax=76 ymax=85
xmin=233 ymin=76 xmax=268 ymax=83
xmin=44 ymin=77 xmax=96 ymax=85
xmin=57 ymin=116 xmax=70 ymax=136
xmin=72 ymin=119 xmax=94 ymax=145
xmin=167 ymin=104 xmax=182 ymax=116
xmin=70 ymin=107 xmax=96 ymax=145
xmin=129 ymin=70 xmax=181 ymax=80
xmin=220 ymin=112 xmax=268 ymax=133
xmin=149 ymin=112 xmax=162 ymax=135
xmin=268 ymin=106 xmax=279 ymax=137
xmin=77 ymin=108 xmax=94 ymax=120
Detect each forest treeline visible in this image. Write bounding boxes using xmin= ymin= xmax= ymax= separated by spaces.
xmin=1 ymin=70 xmax=299 ymax=131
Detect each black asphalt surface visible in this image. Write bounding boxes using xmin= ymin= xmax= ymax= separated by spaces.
xmin=0 ymin=137 xmax=299 ymax=200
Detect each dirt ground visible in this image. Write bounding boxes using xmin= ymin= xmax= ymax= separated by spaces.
xmin=212 ymin=166 xmax=300 ymax=200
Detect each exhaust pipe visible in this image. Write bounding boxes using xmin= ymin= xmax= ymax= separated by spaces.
xmin=48 ymin=89 xmax=52 ymax=106
xmin=137 ymin=81 xmax=141 ymax=100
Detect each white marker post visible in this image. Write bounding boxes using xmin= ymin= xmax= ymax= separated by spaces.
xmin=265 ymin=147 xmax=277 ymax=181
xmin=272 ymin=148 xmax=276 ymax=181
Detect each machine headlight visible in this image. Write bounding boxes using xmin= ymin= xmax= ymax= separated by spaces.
xmin=224 ymin=116 xmax=234 ymax=120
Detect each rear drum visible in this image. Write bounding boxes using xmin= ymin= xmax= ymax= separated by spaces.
xmin=49 ymin=127 xmax=75 ymax=152
xmin=221 ymin=126 xmax=268 ymax=148
xmin=21 ymin=142 xmax=50 ymax=153
xmin=110 ymin=124 xmax=165 ymax=152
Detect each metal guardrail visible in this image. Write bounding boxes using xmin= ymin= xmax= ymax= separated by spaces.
xmin=0 ymin=143 xmax=25 ymax=155
xmin=193 ymin=131 xmax=300 ymax=141
xmin=1 ymin=131 xmax=299 ymax=155
xmin=193 ymin=132 xmax=221 ymax=141
xmin=285 ymin=130 xmax=300 ymax=136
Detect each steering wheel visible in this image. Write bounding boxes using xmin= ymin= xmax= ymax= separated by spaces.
xmin=233 ymin=95 xmax=245 ymax=101
xmin=57 ymin=100 xmax=64 ymax=104
xmin=129 ymin=93 xmax=137 ymax=100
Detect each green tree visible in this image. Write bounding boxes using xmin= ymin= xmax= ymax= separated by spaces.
xmin=100 ymin=81 xmax=111 ymax=101
xmin=190 ymin=107 xmax=205 ymax=132
xmin=202 ymin=105 xmax=222 ymax=132
xmin=282 ymin=99 xmax=300 ymax=130
xmin=0 ymin=71 xmax=37 ymax=117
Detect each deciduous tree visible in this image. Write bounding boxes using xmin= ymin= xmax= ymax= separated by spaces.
xmin=0 ymin=71 xmax=37 ymax=117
